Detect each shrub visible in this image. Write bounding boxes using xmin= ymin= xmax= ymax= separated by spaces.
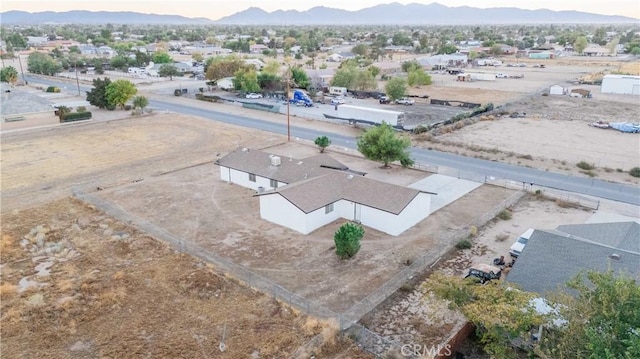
xmin=334 ymin=223 xmax=364 ymax=259
xmin=455 ymin=239 xmax=472 ymax=250
xmin=497 ymin=209 xmax=512 ymax=220
xmin=76 ymin=106 xmax=87 ymax=113
xmin=60 ymin=111 xmax=92 ymax=123
xmin=630 ymin=167 xmax=640 ymax=178
xmin=576 ymin=161 xmax=595 ymax=170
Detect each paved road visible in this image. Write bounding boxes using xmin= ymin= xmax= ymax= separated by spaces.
xmin=24 ymin=75 xmax=640 ymax=206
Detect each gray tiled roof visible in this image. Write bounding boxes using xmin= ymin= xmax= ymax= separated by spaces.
xmin=259 ymin=171 xmax=426 ymax=214
xmin=556 ymin=222 xmax=639 ymax=253
xmin=506 ymin=224 xmax=640 ymax=295
xmin=215 ymin=148 xmax=353 ymax=184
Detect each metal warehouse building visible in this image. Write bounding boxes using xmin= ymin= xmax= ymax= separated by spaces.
xmin=601 ymin=74 xmax=640 ymax=95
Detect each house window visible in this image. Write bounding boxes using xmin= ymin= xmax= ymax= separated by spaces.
xmin=325 ymin=203 xmax=334 ymax=214
xmin=270 ymin=179 xmax=278 ymax=188
xmin=249 ymin=173 xmax=256 ymax=182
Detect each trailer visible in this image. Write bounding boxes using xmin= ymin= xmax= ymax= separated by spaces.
xmin=329 ymin=86 xmax=348 ymax=96
xmin=323 ymin=105 xmax=405 ymax=128
xmin=468 ymin=73 xmax=496 ymax=81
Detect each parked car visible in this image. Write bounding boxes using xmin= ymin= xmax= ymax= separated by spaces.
xmin=496 ymin=73 xmax=508 ymax=78
xmin=330 ymin=97 xmax=345 ymax=105
xmin=379 ymin=96 xmax=390 ymax=104
xmin=509 ymin=228 xmax=535 ymax=257
xmin=245 ymin=93 xmax=263 ymax=99
xmin=395 ymin=97 xmax=415 ymax=105
xmin=464 ymin=263 xmax=502 ymax=284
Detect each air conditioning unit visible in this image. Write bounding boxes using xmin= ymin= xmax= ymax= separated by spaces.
xmin=257 ymin=186 xmax=265 ymax=193
xmin=271 ymin=156 xmax=281 ymax=166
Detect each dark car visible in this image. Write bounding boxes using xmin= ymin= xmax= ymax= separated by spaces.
xmin=464 ymin=264 xmax=502 ymax=284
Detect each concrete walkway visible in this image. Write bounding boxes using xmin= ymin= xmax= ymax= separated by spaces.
xmin=409 ymin=174 xmax=483 ymax=213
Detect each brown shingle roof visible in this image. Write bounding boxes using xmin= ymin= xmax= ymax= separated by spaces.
xmin=260 ymin=171 xmax=429 ymax=214
xmin=215 ymin=148 xmax=351 ymax=184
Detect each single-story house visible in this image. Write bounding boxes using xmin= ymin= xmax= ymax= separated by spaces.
xmin=529 ymin=52 xmax=554 ymax=59
xmin=506 ymin=222 xmax=640 ymax=295
xmin=216 ymin=148 xmax=435 ymax=236
xmin=549 ymin=84 xmax=567 ymax=95
xmin=583 ymin=45 xmax=610 ymax=57
xmin=244 ymin=58 xmax=265 ymax=70
xmin=326 ymin=53 xmax=343 ymax=62
xmin=250 ymin=44 xmax=269 ymax=54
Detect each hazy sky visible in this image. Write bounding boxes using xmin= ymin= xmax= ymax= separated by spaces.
xmin=3 ymin=0 xmax=639 ymax=19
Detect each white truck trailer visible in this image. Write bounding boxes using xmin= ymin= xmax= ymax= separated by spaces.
xmin=468 ymin=73 xmax=497 ymax=81
xmin=324 ymin=105 xmax=405 ymax=128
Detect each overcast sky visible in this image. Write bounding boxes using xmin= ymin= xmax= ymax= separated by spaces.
xmin=3 ymin=0 xmax=639 ymax=19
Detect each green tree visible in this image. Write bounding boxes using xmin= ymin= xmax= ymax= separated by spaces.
xmin=257 ymin=72 xmax=282 ymax=91
xmin=86 ymin=77 xmax=113 ymax=109
xmin=314 ymin=136 xmax=331 ymax=153
xmin=110 ymin=55 xmax=128 ymax=70
xmin=54 ymin=105 xmax=71 ymax=121
xmin=357 ymin=122 xmax=414 ymax=168
xmin=407 ymin=69 xmax=432 ymax=87
xmin=27 ymin=52 xmax=62 ymax=76
xmin=5 ymin=33 xmax=27 ymax=49
xmin=290 ymin=67 xmax=310 ymax=89
xmin=158 ymin=63 xmax=181 ymax=80
xmin=351 ymin=43 xmax=369 ymax=57
xmin=384 ymin=77 xmax=407 ymax=101
xmin=205 ymin=56 xmax=244 ymax=81
xmin=334 ymin=223 xmax=364 ymax=259
xmin=392 ymin=32 xmax=412 ymax=46
xmin=105 ymin=79 xmax=137 ymax=110
xmin=426 ymin=273 xmax=546 ymax=359
xmin=401 ymin=59 xmax=422 ymax=72
xmin=367 ymin=65 xmax=381 ymax=78
xmin=262 ymin=60 xmax=281 ymax=76
xmin=354 ymin=70 xmax=376 ymax=90
xmin=540 ymin=270 xmax=640 ymax=359
xmin=331 ymin=66 xmax=357 ymax=89
xmin=437 ymin=43 xmax=458 ymax=55
xmin=191 ymin=52 xmax=204 ymax=62
xmin=152 ymin=51 xmax=173 ymax=64
xmin=574 ymin=36 xmax=589 ymax=55
xmin=232 ymin=68 xmax=261 ymax=93
xmin=132 ymin=95 xmax=149 ymax=113
xmin=0 ymin=66 xmax=19 ymax=84
xmin=607 ymin=37 xmax=620 ymax=55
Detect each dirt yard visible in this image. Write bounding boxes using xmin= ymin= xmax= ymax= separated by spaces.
xmin=413 ymin=92 xmax=640 ymax=185
xmin=0 ymin=198 xmax=371 ymax=358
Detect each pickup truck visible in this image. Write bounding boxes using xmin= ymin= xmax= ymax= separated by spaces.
xmin=379 ymin=96 xmax=390 ymax=104
xmin=495 ymin=73 xmax=508 ymax=78
xmin=395 ymin=97 xmax=415 ymax=105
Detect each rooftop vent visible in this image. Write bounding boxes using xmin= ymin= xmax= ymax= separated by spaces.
xmin=347 ymin=175 xmax=354 ymax=180
xmin=270 ymin=156 xmax=281 ymax=166
xmin=610 ymin=253 xmax=621 ymax=260
xmin=297 ymin=161 xmax=303 ymax=165
xmin=241 ymin=147 xmax=248 ymax=152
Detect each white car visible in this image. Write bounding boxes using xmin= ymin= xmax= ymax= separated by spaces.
xmin=395 ymin=97 xmax=415 ymax=105
xmin=245 ymin=93 xmax=263 ymax=99
xmin=496 ymin=73 xmax=508 ymax=78
xmin=330 ymin=97 xmax=345 ymax=105
xmin=509 ymin=228 xmax=534 ymax=257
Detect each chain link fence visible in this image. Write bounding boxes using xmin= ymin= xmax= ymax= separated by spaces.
xmin=73 ymin=186 xmax=524 ymax=357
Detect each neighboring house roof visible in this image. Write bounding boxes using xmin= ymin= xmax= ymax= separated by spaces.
xmin=506 ymin=222 xmax=640 ymax=295
xmin=259 ymin=170 xmax=427 ymax=215
xmin=215 ymin=148 xmax=358 ymax=184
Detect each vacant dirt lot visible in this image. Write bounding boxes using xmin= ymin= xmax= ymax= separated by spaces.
xmin=0 ymin=198 xmax=370 ymax=358
xmin=414 ymin=92 xmax=640 ymax=185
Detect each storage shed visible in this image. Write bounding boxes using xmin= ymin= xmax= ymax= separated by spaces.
xmin=601 ymin=75 xmax=640 ymax=95
xmin=549 ymin=85 xmax=566 ymax=95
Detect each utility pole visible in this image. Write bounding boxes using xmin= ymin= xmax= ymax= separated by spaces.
xmin=17 ymin=54 xmax=26 ymax=85
xmin=286 ymin=65 xmax=291 ymax=142
xmin=74 ymin=64 xmax=80 ymax=96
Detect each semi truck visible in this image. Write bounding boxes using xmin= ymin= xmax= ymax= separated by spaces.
xmin=290 ymin=89 xmax=313 ymax=107
xmin=323 ymin=105 xmax=405 ymax=128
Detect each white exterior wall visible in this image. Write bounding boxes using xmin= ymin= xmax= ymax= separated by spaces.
xmin=301 ymin=201 xmax=345 ymax=234
xmin=219 ymin=166 xmax=285 ymax=191
xmin=260 ymin=195 xmax=309 ymax=234
xmin=357 ymin=193 xmax=431 ymax=236
xmin=549 ymin=85 xmax=565 ymax=95
xmin=601 ymin=76 xmax=640 ymax=95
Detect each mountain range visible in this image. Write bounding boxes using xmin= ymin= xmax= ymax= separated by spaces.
xmin=1 ymin=3 xmax=637 ymax=25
